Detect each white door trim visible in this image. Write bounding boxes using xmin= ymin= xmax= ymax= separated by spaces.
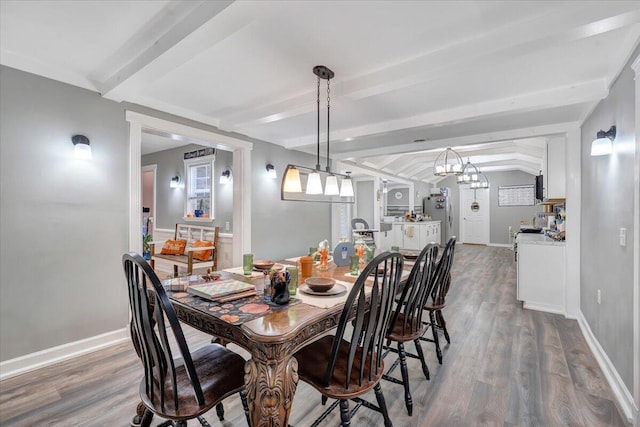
xmin=142 ymin=164 xmax=157 ymax=235
xmin=126 ymin=111 xmax=252 ymax=266
xmin=630 ymin=54 xmax=640 ymax=425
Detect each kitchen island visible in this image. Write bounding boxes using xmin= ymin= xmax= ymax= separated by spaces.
xmin=516 ymin=232 xmax=566 ymax=315
xmin=378 ymin=220 xmax=441 ymax=250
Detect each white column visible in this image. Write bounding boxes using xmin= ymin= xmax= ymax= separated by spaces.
xmin=630 ymin=54 xmax=640 ymax=424
xmin=232 ymin=146 xmax=252 ymax=267
xmin=128 ymin=121 xmax=142 ymax=253
xmin=564 ymin=128 xmax=580 ymax=319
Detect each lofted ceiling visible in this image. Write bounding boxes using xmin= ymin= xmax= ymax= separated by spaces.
xmin=2 ymin=1 xmax=639 ymax=183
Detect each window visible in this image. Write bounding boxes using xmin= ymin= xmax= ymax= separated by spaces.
xmin=185 ymin=155 xmax=215 ymax=219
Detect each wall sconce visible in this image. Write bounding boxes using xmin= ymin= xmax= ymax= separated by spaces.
xmin=170 ymin=175 xmax=181 ymax=188
xmin=220 ymin=169 xmax=232 ymax=184
xmin=266 ymin=164 xmax=277 ymax=179
xmin=72 ymin=134 xmax=92 ymax=160
xmin=591 ymin=126 xmax=616 ymax=156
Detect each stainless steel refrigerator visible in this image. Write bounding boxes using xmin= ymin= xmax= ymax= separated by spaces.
xmin=423 ymin=188 xmax=454 ymax=246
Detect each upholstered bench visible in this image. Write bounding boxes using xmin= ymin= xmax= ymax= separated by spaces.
xmin=150 ymin=224 xmax=219 ymax=276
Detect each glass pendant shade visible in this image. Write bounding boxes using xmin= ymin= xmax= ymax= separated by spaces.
xmin=591 ymin=126 xmax=616 ymax=156
xmin=306 ymin=172 xmax=323 ymax=194
xmin=591 ymin=137 xmax=613 ymax=156
xmin=457 ymin=159 xmax=480 ymax=184
xmin=470 ymin=172 xmax=489 ymax=189
xmin=324 ymin=175 xmax=340 ymax=195
xmin=282 ymin=166 xmax=302 ymax=192
xmin=340 ymin=176 xmax=354 ymax=197
xmin=433 ymin=148 xmax=464 ymax=176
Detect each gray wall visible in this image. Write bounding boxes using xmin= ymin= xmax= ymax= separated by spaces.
xmin=0 ymin=66 xmax=130 ymax=361
xmin=356 ymin=180 xmax=375 ymax=227
xmin=249 ymin=141 xmax=330 ymax=261
xmin=0 ymin=65 xmax=330 ymax=362
xmin=580 ymin=45 xmax=638 ymax=391
xmin=141 ymin=144 xmax=234 ymax=232
xmin=438 ymin=170 xmax=541 ymax=245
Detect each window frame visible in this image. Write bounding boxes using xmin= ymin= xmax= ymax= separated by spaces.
xmin=183 ymin=155 xmax=215 ymax=221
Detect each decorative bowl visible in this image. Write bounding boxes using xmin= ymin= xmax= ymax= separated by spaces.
xmin=253 ymin=260 xmax=275 ymax=271
xmin=402 ymin=251 xmax=420 ymax=260
xmin=304 ymin=277 xmax=336 ymax=292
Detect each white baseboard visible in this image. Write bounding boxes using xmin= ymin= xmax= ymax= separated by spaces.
xmin=523 ymin=301 xmax=565 ymax=316
xmin=0 ymin=327 xmax=129 ymax=381
xmin=488 ymin=243 xmax=512 ymax=248
xmin=577 ymin=311 xmax=637 ymax=424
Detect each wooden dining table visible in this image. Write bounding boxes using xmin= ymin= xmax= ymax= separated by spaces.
xmin=166 ymin=257 xmax=411 ymax=427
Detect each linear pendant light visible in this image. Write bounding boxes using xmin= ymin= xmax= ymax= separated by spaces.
xmin=281 ymin=65 xmax=355 ymax=204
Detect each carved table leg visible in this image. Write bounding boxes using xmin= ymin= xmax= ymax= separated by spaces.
xmin=244 ymin=355 xmax=299 ymax=427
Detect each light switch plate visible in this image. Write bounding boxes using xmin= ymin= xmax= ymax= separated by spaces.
xmin=619 ymin=228 xmax=626 ymax=247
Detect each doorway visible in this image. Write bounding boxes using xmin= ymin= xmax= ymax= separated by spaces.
xmin=142 ymin=165 xmax=156 ymax=238
xmin=126 ymin=111 xmax=253 ymax=266
xmin=460 ymin=187 xmax=490 ymax=244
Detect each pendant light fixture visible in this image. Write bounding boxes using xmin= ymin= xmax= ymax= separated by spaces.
xmin=470 ymin=170 xmax=490 ymax=189
xmin=433 ymin=147 xmax=463 ymax=176
xmin=281 ymin=65 xmax=355 ymax=203
xmin=457 ymin=158 xmax=480 ymax=184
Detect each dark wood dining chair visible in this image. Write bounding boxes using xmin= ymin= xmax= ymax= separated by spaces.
xmin=293 ymin=252 xmax=403 ymax=427
xmin=123 ymin=253 xmax=250 ymax=427
xmin=420 ymin=236 xmax=457 ymax=364
xmin=383 ymin=243 xmax=439 ymax=415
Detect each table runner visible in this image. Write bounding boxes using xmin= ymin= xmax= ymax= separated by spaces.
xmin=170 ymin=291 xmax=301 ymax=325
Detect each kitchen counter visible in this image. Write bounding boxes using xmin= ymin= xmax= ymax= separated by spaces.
xmin=516 ymin=232 xmax=565 ymax=246
xmin=516 ymin=232 xmax=566 ymax=315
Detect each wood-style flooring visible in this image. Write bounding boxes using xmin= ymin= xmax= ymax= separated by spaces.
xmin=0 ymin=245 xmax=629 ymax=426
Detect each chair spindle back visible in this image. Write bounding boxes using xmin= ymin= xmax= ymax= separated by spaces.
xmin=323 ymin=251 xmax=403 ymax=389
xmin=122 ymin=252 xmax=204 ymax=411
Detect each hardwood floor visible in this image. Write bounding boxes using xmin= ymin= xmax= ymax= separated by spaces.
xmin=0 ymin=245 xmax=629 ymax=426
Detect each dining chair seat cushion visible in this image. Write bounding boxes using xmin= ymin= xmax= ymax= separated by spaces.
xmin=386 ymin=312 xmax=423 ymax=343
xmin=160 ymin=239 xmax=187 ymax=255
xmin=294 ymin=336 xmax=384 ymax=400
xmin=140 ymin=343 xmax=245 ymax=420
xmin=423 ymin=301 xmax=445 ymax=311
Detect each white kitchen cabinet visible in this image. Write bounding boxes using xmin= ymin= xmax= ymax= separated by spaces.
xmin=391 ymin=221 xmax=441 ymax=250
xmin=378 ymin=229 xmax=393 ymax=251
xmin=542 ymin=137 xmax=566 ymax=199
xmin=516 ymin=233 xmax=566 ymax=315
xmin=403 ymin=224 xmax=421 ymax=250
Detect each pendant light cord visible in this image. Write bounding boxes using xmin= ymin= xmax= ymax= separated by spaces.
xmin=326 ymin=77 xmax=331 ymax=173
xmin=316 ymin=76 xmax=321 ymax=171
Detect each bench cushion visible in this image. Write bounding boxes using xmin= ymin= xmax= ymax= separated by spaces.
xmin=160 ymin=239 xmax=187 ymax=255
xmin=192 ymin=240 xmax=213 ymax=261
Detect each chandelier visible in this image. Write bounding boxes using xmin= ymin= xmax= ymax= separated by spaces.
xmin=433 ymin=148 xmax=464 ymax=176
xmin=281 ymin=65 xmax=355 ymax=203
xmin=457 ymin=158 xmax=480 ymax=184
xmin=470 ymin=171 xmax=490 ymax=189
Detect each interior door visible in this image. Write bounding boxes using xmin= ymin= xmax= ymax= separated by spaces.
xmin=460 ymin=188 xmax=490 ymax=244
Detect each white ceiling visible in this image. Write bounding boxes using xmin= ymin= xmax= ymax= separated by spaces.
xmin=2 ymin=1 xmax=639 ymax=183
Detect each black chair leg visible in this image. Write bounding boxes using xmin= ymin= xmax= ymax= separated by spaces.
xmin=398 ymin=342 xmax=413 ymax=416
xmin=413 ymin=338 xmax=430 ymax=380
xmin=138 ymin=408 xmax=153 ymax=427
xmin=215 ymin=402 xmax=224 ymax=421
xmin=321 ymin=395 xmax=328 ymax=405
xmin=373 ymin=383 xmax=393 ymax=427
xmin=240 ymin=390 xmax=250 ymax=426
xmin=197 ymin=416 xmax=212 ymax=427
xmin=438 ymin=310 xmax=451 ymax=344
xmin=430 ymin=310 xmax=443 ymax=364
xmin=339 ymin=399 xmax=351 ymax=427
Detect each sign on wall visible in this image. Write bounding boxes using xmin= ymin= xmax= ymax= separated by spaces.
xmin=184 ymin=147 xmax=215 ymax=160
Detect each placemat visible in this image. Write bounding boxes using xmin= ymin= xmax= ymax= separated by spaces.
xmin=170 ymin=291 xmax=301 ymax=325
xmin=296 ymin=280 xmax=357 ymax=309
xmin=222 ymin=266 xmax=264 ymax=278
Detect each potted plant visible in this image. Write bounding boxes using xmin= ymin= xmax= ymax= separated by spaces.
xmin=142 ymin=234 xmax=152 ymax=260
xmin=195 ymin=199 xmax=204 ymax=217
